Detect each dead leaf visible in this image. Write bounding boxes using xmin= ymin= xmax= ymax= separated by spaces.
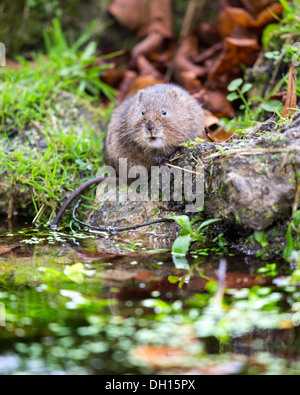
xmin=133 ymin=345 xmax=191 ymax=369
xmin=136 ymin=55 xmax=164 ymax=79
xmin=123 ymin=75 xmax=164 ymax=100
xmin=241 ymin=0 xmax=283 ymax=16
xmin=176 ymin=71 xmax=202 ymax=93
xmin=109 ymin=0 xmax=173 ymax=38
xmin=208 ymin=127 xmax=234 ymax=143
xmin=174 ymin=36 xmax=207 ymax=79
xmin=204 ymin=111 xmax=235 ymax=143
xmin=109 ymin=0 xmax=149 ymax=32
xmin=282 ymin=64 xmax=297 ymax=120
xmin=195 ymin=89 xmax=235 ymax=118
xmin=208 ymin=37 xmax=260 ymax=84
xmin=0 ymin=245 xmax=12 ymax=255
xmin=217 ymin=4 xmax=284 ymax=38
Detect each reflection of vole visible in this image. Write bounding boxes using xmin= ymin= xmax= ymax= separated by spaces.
xmin=105 ymin=84 xmax=206 ymax=175
xmin=51 ymin=84 xmax=206 ymax=229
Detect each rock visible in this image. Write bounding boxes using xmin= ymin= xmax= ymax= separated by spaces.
xmin=89 ymin=115 xmax=299 ymax=253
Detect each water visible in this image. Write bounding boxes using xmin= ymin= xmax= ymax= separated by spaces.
xmin=0 ymin=218 xmax=300 ymax=375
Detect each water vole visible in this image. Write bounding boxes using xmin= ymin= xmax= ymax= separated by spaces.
xmin=51 ymin=84 xmax=206 ymax=229
xmin=105 ymin=84 xmax=206 ymax=174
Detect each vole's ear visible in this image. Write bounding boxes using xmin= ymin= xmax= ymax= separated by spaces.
xmin=137 ymin=90 xmax=145 ymax=103
xmin=171 ymin=89 xmax=178 ymax=100
xmin=171 ymin=88 xmax=184 ymax=101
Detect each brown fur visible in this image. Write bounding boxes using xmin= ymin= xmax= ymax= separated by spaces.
xmin=105 ymin=84 xmax=206 ymax=175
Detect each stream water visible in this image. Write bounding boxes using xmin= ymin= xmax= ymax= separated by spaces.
xmin=0 ymin=217 xmax=300 ymax=375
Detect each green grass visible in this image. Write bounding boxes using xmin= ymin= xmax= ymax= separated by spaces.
xmin=0 ymin=19 xmax=117 ymax=224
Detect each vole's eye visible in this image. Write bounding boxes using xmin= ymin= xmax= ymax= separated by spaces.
xmin=142 ymin=110 xmax=146 ymax=116
xmin=161 ymin=110 xmax=167 ymax=116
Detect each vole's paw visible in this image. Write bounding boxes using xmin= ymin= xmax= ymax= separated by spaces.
xmin=157 ymin=155 xmax=170 ymax=168
xmin=169 ymin=148 xmax=184 ymax=162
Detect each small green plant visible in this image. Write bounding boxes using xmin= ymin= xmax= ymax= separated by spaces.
xmin=171 ymin=215 xmax=222 ymax=257
xmin=258 ymin=263 xmax=278 ymax=277
xmin=226 ymin=78 xmax=283 ymax=130
xmin=284 ymin=210 xmax=300 ymax=261
xmin=43 ymin=18 xmax=117 ymax=101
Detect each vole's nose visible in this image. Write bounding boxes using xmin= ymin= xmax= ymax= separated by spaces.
xmin=146 ymin=120 xmax=155 ymax=133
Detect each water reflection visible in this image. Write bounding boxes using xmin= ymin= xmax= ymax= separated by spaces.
xmin=0 ymin=226 xmax=299 ymax=375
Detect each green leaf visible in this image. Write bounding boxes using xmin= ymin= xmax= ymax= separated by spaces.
xmin=227 ymin=92 xmax=240 ymax=102
xmin=262 ymin=24 xmax=280 ymax=50
xmin=172 ymin=254 xmax=190 ymax=270
xmin=228 ymin=78 xmax=244 ymax=92
xmin=196 ymin=219 xmax=222 ymax=236
xmin=284 ymin=225 xmax=295 ymax=261
xmin=260 ymin=100 xmax=282 ymax=113
xmin=172 ymin=234 xmax=192 ymax=256
xmin=168 ymin=276 xmax=181 ymax=284
xmin=171 ymin=215 xmax=192 ymax=233
xmin=254 ymin=231 xmax=268 ymax=248
xmin=265 ymin=51 xmax=281 ymax=60
xmin=291 ymin=269 xmax=300 ymax=283
xmin=241 ymin=83 xmax=253 ymax=94
xmin=64 ymin=263 xmax=85 ymax=284
xmin=279 ymin=0 xmax=292 ymax=12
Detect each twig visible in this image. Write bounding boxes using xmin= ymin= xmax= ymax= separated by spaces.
xmin=293 ymin=180 xmax=300 ymax=215
xmin=32 ymin=204 xmax=46 ymax=225
xmin=203 ymin=147 xmax=300 ymax=161
xmin=166 ymin=162 xmax=204 ymax=176
xmin=8 ymin=197 xmax=13 ymax=220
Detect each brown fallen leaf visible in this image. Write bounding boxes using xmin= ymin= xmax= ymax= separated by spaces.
xmin=116 ymin=70 xmax=138 ymax=102
xmin=208 ymin=127 xmax=234 ymax=143
xmin=174 ymin=36 xmax=207 ymax=80
xmin=136 ymin=55 xmax=164 ymax=79
xmin=240 ymin=0 xmax=280 ymax=16
xmin=208 ymin=37 xmax=260 ymax=84
xmin=282 ymin=64 xmax=297 ymax=120
xmin=0 ymin=245 xmax=12 ymax=255
xmin=132 ymin=344 xmax=192 ymax=369
xmin=176 ymin=71 xmax=202 ymax=94
xmin=109 ymin=0 xmax=173 ymax=67
xmin=205 ymin=111 xmax=220 ymax=130
xmin=217 ymin=4 xmax=284 ymax=38
xmin=123 ymin=75 xmax=164 ymax=100
xmin=195 ymin=89 xmax=235 ymax=119
xmin=204 ymin=111 xmax=234 ymax=143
